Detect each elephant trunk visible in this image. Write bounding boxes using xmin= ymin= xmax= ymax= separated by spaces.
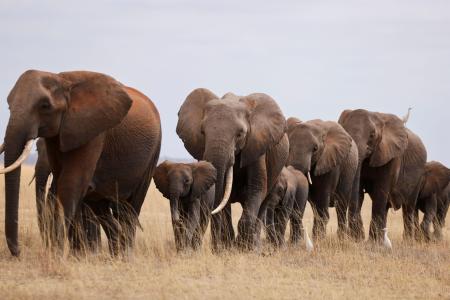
xmin=169 ymin=196 xmax=180 ymax=223
xmin=204 ymin=144 xmax=234 ymax=215
xmin=3 ymin=123 xmax=32 ymax=256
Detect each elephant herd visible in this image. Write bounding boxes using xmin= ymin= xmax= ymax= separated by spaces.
xmin=0 ymin=70 xmax=448 ymax=257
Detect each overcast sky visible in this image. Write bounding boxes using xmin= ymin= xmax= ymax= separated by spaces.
xmin=1 ymin=0 xmax=449 ymax=165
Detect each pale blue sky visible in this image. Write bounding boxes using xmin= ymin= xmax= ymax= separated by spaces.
xmin=1 ymin=0 xmax=449 ymax=165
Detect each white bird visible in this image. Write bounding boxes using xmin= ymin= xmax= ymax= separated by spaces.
xmin=304 ymin=227 xmax=314 ymax=252
xmin=382 ymin=228 xmax=392 ymax=249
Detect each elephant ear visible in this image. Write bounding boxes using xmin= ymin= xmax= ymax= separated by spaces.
xmin=287 ymin=117 xmax=302 ymax=133
xmin=191 ymin=161 xmax=217 ymax=199
xmin=240 ymin=93 xmax=287 ymax=167
xmin=315 ymin=121 xmax=353 ymax=176
xmin=58 ymin=71 xmax=132 ymax=152
xmin=369 ymin=113 xmax=408 ymax=167
xmin=281 ymin=173 xmax=296 ymax=208
xmin=421 ymin=162 xmax=450 ymax=198
xmin=176 ymin=88 xmax=218 ymax=160
xmin=338 ymin=109 xmax=353 ymax=126
xmin=153 ymin=161 xmax=172 ymax=199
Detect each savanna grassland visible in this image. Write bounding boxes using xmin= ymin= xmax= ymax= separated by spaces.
xmin=0 ymin=166 xmax=448 ymax=300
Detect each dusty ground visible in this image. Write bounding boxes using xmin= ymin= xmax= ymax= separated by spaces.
xmin=0 ymin=166 xmax=448 ymax=300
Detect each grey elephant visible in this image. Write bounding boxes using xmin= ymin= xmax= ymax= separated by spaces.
xmin=415 ymin=161 xmax=450 ymax=241
xmin=339 ymin=109 xmax=427 ymax=243
xmin=177 ymin=89 xmax=289 ymax=251
xmin=261 ymin=166 xmax=309 ymax=247
xmin=153 ymin=160 xmax=216 ymax=251
xmin=287 ymin=118 xmax=358 ymax=240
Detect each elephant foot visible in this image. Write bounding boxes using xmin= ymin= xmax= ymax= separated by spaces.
xmin=433 ymin=230 xmax=443 ymax=242
xmin=349 ymin=228 xmax=365 ymax=242
xmin=337 ymin=227 xmax=349 ymax=240
xmin=235 ymin=234 xmax=255 ymax=251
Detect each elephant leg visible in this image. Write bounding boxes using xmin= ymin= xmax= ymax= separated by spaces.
xmin=236 ymin=159 xmax=267 ymax=250
xmin=237 ymin=198 xmax=265 ymax=251
xmin=210 ymin=213 xmax=223 ymax=253
xmin=274 ymin=208 xmax=289 ymax=247
xmin=189 ymin=199 xmax=204 ymax=251
xmin=349 ymin=169 xmax=365 ymax=241
xmin=402 ymin=204 xmax=417 ymax=241
xmin=91 ymin=200 xmax=120 ymax=256
xmin=81 ymin=202 xmax=101 ymax=252
xmin=432 ymin=216 xmax=443 ymax=241
xmin=266 ymin=207 xmax=277 ymax=246
xmin=335 ymin=193 xmax=348 ymax=240
xmin=112 ymin=200 xmax=140 ymax=255
xmin=41 ymin=179 xmax=58 ymax=248
xmin=35 ymin=169 xmax=51 ymax=241
xmin=310 ymin=193 xmax=330 ymax=240
xmin=420 ymin=195 xmax=437 ymax=242
xmin=310 ymin=173 xmax=336 ymax=240
xmin=55 ymin=138 xmax=102 ymax=250
xmin=220 ymin=204 xmax=235 ymax=249
xmin=433 ymin=200 xmax=448 ymax=241
xmin=289 ymin=198 xmax=305 ymax=245
xmin=368 ymin=189 xmax=389 ymax=242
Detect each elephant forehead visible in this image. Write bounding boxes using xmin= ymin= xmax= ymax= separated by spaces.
xmin=168 ymin=165 xmax=191 ymax=178
xmin=8 ymin=70 xmax=52 ymax=106
xmin=205 ymin=98 xmax=247 ymax=114
xmin=425 ymin=161 xmax=449 ymax=176
xmin=290 ymin=123 xmax=320 ymax=141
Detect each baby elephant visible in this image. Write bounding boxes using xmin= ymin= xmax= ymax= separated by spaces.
xmin=415 ymin=161 xmax=450 ymax=241
xmin=154 ymin=160 xmax=216 ymax=251
xmin=263 ymin=166 xmax=309 ymax=247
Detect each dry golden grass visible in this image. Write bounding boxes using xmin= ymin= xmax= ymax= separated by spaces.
xmin=0 ymin=166 xmax=449 ymax=300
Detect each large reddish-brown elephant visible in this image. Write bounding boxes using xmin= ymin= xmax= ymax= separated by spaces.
xmin=0 ymin=70 xmax=161 ymax=256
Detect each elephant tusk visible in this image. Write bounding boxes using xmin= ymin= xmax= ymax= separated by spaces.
xmin=0 ymin=143 xmax=4 ymax=154
xmin=307 ymin=171 xmax=313 ymax=185
xmin=0 ymin=140 xmax=34 ymax=174
xmin=211 ymin=166 xmax=233 ymax=215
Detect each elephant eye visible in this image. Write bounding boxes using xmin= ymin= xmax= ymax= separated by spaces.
xmin=38 ymin=97 xmax=52 ymax=112
xmin=313 ymin=145 xmax=318 ymax=152
xmin=369 ymin=131 xmax=376 ymax=138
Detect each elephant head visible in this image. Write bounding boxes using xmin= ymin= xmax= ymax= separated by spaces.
xmin=420 ymin=161 xmax=450 ymax=199
xmin=176 ymin=88 xmax=286 ymax=213
xmin=287 ymin=118 xmax=353 ymax=178
xmin=338 ymin=109 xmax=408 ymax=167
xmin=1 ymin=70 xmax=132 ymax=256
xmin=154 ymin=160 xmax=217 ymax=221
xmin=153 ymin=160 xmax=216 ymax=250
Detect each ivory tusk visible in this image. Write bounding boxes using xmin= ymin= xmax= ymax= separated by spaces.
xmin=307 ymin=171 xmax=313 ymax=185
xmin=211 ymin=166 xmax=233 ymax=215
xmin=0 ymin=140 xmax=34 ymax=174
xmin=0 ymin=143 xmax=4 ymax=154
